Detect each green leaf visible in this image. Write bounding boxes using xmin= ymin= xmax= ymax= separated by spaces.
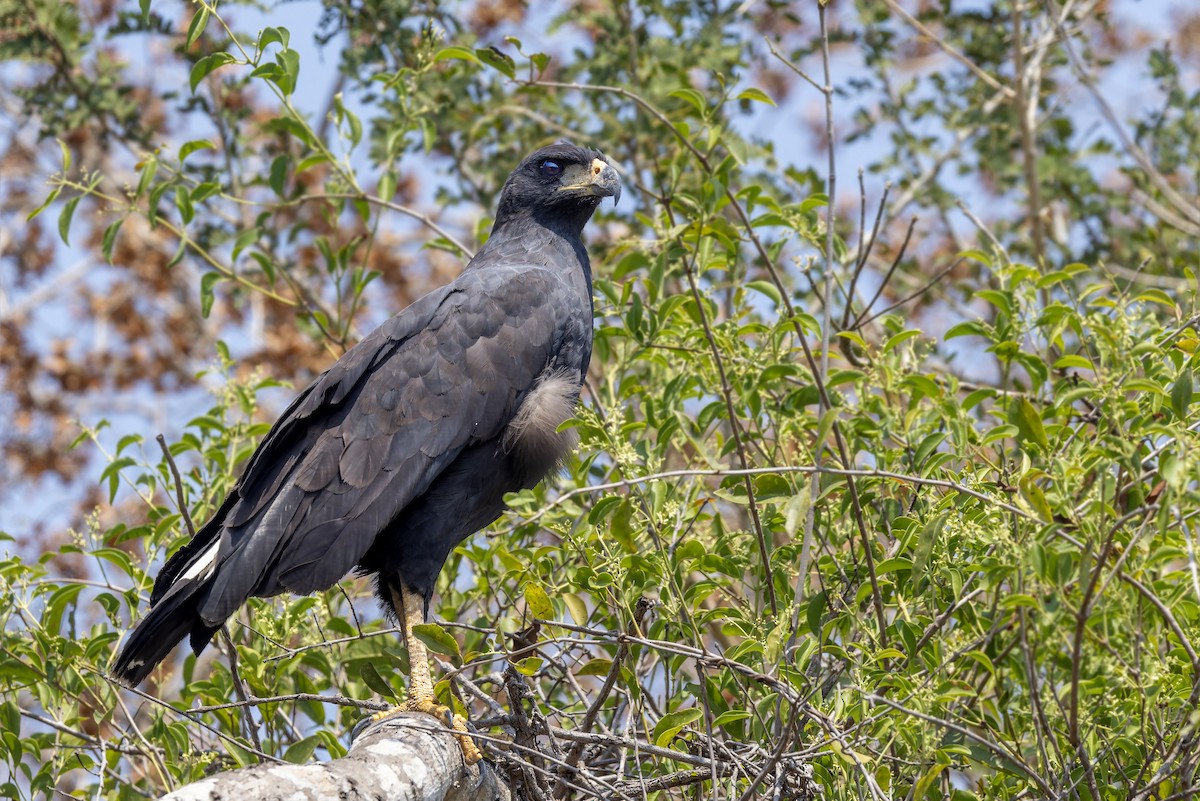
xmin=174 ymin=185 xmax=194 ymax=224
xmin=378 ymin=172 xmax=396 ymax=201
xmin=957 ymin=248 xmax=993 ymax=267
xmin=58 ymin=138 xmax=72 ymax=172
xmin=562 ymin=593 xmax=588 ymax=626
xmin=669 ymin=88 xmax=707 ymax=116
xmin=1136 ymin=289 xmax=1176 ymax=309
xmin=296 ymin=154 xmax=330 ymax=175
xmin=135 ymin=158 xmax=159 ymax=202
xmin=877 ymin=557 xmax=913 ymax=573
xmin=807 ymin=591 xmax=826 ymax=638
xmin=975 ymin=289 xmax=1012 ymax=318
xmin=475 ymin=46 xmax=515 ymax=78
xmin=434 ymin=45 xmax=480 ymax=64
xmin=1007 ymin=397 xmax=1049 ymax=451
xmin=283 ymin=735 xmax=320 ymax=765
xmin=57 ymin=195 xmax=80 ymax=245
xmin=99 ymin=456 xmax=135 ymax=502
xmin=884 ymin=329 xmax=921 ymax=352
xmin=712 ymin=709 xmax=751 ymax=728
xmin=523 ymin=583 xmax=554 ymax=620
xmin=139 ymin=0 xmax=151 ymax=24
xmin=1020 ymin=473 xmax=1053 ymax=521
xmin=913 ymin=763 xmax=947 ymax=800
xmin=745 ymin=280 xmax=781 ymax=306
xmin=258 ymin=26 xmax=289 ymax=53
xmin=231 ymin=228 xmax=259 ymax=261
xmin=944 ymin=320 xmax=987 ymax=340
xmin=412 ymin=623 xmax=461 ymax=659
xmin=514 ymin=656 xmax=543 ymax=676
xmin=339 ymin=98 xmax=362 ymax=147
xmin=588 ymin=495 xmax=624 ymax=524
xmin=784 ymin=487 xmax=812 ymax=538
xmin=274 ymin=48 xmax=301 ymax=96
xmin=44 ymin=583 xmax=84 ymax=635
xmin=101 ymin=219 xmax=124 ymax=263
xmin=26 ymin=186 xmax=61 ymax=222
xmin=190 ymin=52 xmax=236 ymax=93
xmin=359 ymin=662 xmax=397 ymax=700
xmin=576 ymin=658 xmax=612 ymax=677
xmin=911 ymin=513 xmax=946 ymax=588
xmin=185 ymin=6 xmax=209 ymax=49
xmin=179 ymin=139 xmax=215 ymax=162
xmin=190 ymin=181 xmax=220 ymax=203
xmin=269 ymin=155 xmax=289 ymax=196
xmin=249 ymin=63 xmax=282 ymax=81
xmin=199 ymin=272 xmax=221 ymax=318
xmin=1053 ymin=354 xmax=1093 ymax=370
xmin=736 ymin=87 xmax=776 ymax=106
xmin=1173 ymin=371 xmax=1193 ymax=420
xmin=652 ymin=707 xmax=703 ymax=747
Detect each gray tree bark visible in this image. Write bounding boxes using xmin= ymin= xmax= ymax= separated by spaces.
xmin=159 ymin=714 xmax=509 ymax=801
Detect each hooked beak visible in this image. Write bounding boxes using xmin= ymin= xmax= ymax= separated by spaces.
xmin=558 ymin=157 xmax=622 ymax=206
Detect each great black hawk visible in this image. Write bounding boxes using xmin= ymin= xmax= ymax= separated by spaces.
xmin=112 ymin=143 xmax=620 ymax=759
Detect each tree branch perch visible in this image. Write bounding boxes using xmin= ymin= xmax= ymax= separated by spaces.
xmin=159 ymin=714 xmax=509 ymax=801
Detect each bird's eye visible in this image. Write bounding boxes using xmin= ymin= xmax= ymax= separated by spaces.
xmin=540 ymin=160 xmax=562 ymax=177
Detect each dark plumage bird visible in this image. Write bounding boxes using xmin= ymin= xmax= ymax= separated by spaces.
xmin=112 ymin=144 xmax=619 ymax=753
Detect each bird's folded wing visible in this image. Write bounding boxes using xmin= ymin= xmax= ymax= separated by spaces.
xmin=151 ymin=267 xmax=572 ymax=625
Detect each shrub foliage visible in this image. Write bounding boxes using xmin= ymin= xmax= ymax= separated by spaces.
xmin=2 ymin=1 xmax=1199 ymax=799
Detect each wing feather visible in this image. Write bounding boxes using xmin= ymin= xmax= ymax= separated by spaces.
xmin=190 ymin=267 xmax=568 ymax=624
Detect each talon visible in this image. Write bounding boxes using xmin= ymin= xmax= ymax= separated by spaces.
xmin=405 ymin=698 xmax=482 ymax=765
xmin=364 ymin=703 xmax=481 ymax=764
xmin=370 ymin=706 xmax=396 ymax=723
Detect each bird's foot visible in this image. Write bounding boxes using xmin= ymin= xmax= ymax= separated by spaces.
xmin=370 ymin=698 xmax=482 ymax=765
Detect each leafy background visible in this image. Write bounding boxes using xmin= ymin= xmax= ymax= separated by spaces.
xmin=2 ymin=0 xmax=1200 ymax=798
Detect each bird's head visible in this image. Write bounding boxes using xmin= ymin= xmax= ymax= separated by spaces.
xmin=494 ymin=142 xmax=621 ymax=235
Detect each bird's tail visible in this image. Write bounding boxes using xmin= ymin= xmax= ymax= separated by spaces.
xmin=110 ymin=576 xmax=218 ymax=686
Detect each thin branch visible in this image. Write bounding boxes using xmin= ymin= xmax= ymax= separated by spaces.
xmin=880 ymin=0 xmax=1016 ymax=99
xmin=156 ymin=434 xmax=196 ymax=539
xmin=558 ymin=599 xmax=650 ymax=788
xmin=865 ymin=693 xmax=1054 ymax=795
xmin=677 ymin=228 xmax=777 ymax=615
xmin=309 ymin=193 xmax=475 ymax=259
xmin=855 ymin=256 xmax=963 ymax=328
xmin=842 ymin=176 xmax=892 ymax=330
xmin=186 ymin=692 xmax=388 ymax=714
xmin=1048 ymin=0 xmax=1200 ymax=228
xmin=218 ymin=626 xmax=264 ymax=758
xmin=849 ymin=216 xmax=919 ymax=328
xmin=518 ymin=464 xmax=1032 ymax=527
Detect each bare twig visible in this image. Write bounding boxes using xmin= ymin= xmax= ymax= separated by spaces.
xmin=855 ymin=256 xmax=963 ymax=328
xmin=849 ymin=216 xmax=919 ymax=329
xmin=186 ymin=692 xmax=388 ymax=714
xmin=880 ymin=0 xmax=1016 ymax=99
xmin=558 ymin=598 xmax=651 ymax=791
xmin=518 ymin=463 xmax=1032 ymax=527
xmin=307 ymin=193 xmax=475 ymax=259
xmin=156 ymin=434 xmax=196 ymax=539
xmin=218 ymin=626 xmax=264 ymax=758
xmin=1048 ymin=0 xmax=1200 ymax=229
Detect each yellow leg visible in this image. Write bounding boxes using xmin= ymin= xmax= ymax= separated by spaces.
xmin=371 ymin=581 xmax=481 ymax=765
xmin=398 ymin=584 xmax=436 ymax=703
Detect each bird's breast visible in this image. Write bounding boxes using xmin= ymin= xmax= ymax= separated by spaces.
xmin=501 ymin=368 xmax=582 ymax=479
